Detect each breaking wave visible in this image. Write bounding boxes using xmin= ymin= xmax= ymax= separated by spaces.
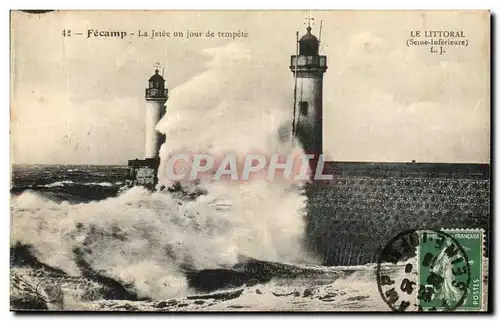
xmin=37 ymin=180 xmax=117 ymax=188
xmin=39 ymin=180 xmax=118 ymax=188
xmin=11 ymin=177 xmax=314 ymax=300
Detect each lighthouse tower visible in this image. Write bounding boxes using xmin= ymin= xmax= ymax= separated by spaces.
xmin=145 ymin=68 xmax=168 ymax=158
xmin=290 ymin=24 xmax=327 ymax=159
xmin=127 ymin=67 xmax=168 ymax=190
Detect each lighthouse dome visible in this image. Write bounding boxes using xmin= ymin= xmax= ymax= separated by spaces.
xmin=299 ymin=26 xmax=319 ymax=55
xmin=148 ymin=69 xmax=165 ymax=90
xmin=149 ymin=69 xmax=165 ymax=82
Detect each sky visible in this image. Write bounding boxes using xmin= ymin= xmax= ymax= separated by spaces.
xmin=10 ymin=10 xmax=490 ymax=164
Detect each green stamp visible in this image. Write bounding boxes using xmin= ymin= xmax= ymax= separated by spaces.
xmin=418 ymin=229 xmax=483 ymax=311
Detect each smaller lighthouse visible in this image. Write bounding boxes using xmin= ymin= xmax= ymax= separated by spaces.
xmin=127 ymin=66 xmax=168 ymax=190
xmin=145 ymin=68 xmax=168 ymax=158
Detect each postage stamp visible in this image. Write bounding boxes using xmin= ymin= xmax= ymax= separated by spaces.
xmin=417 ymin=229 xmax=484 ymax=311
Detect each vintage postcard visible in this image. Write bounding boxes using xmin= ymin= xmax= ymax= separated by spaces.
xmin=10 ymin=10 xmax=490 ymax=312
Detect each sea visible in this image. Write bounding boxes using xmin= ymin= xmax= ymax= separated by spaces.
xmin=12 ymin=164 xmax=366 ymax=311
xmin=11 ymin=165 xmax=129 ymax=203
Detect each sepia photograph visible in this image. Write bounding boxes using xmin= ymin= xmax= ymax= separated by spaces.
xmin=9 ymin=10 xmax=491 ymax=312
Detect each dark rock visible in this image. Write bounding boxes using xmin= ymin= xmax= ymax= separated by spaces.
xmin=194 ymin=300 xmax=205 ymax=305
xmin=303 ymin=288 xmax=315 ymax=297
xmin=256 ymin=289 xmax=262 ymax=294
xmin=346 ymin=295 xmax=370 ymax=301
xmin=155 ymin=299 xmax=178 ymax=309
xmin=187 ymin=289 xmax=243 ymax=302
xmin=155 ymin=301 xmax=168 ymax=309
xmin=318 ymin=293 xmax=337 ymax=302
xmin=10 ymin=296 xmax=48 ymax=311
xmin=272 ymin=291 xmax=300 ymax=297
xmin=122 ymin=303 xmax=132 ymax=310
xmin=185 ymin=268 xmax=269 ymax=293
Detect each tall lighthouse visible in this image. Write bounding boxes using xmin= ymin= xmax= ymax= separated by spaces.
xmin=127 ymin=67 xmax=168 ymax=190
xmin=290 ymin=23 xmax=327 ymax=160
xmin=145 ymin=68 xmax=168 ymax=158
